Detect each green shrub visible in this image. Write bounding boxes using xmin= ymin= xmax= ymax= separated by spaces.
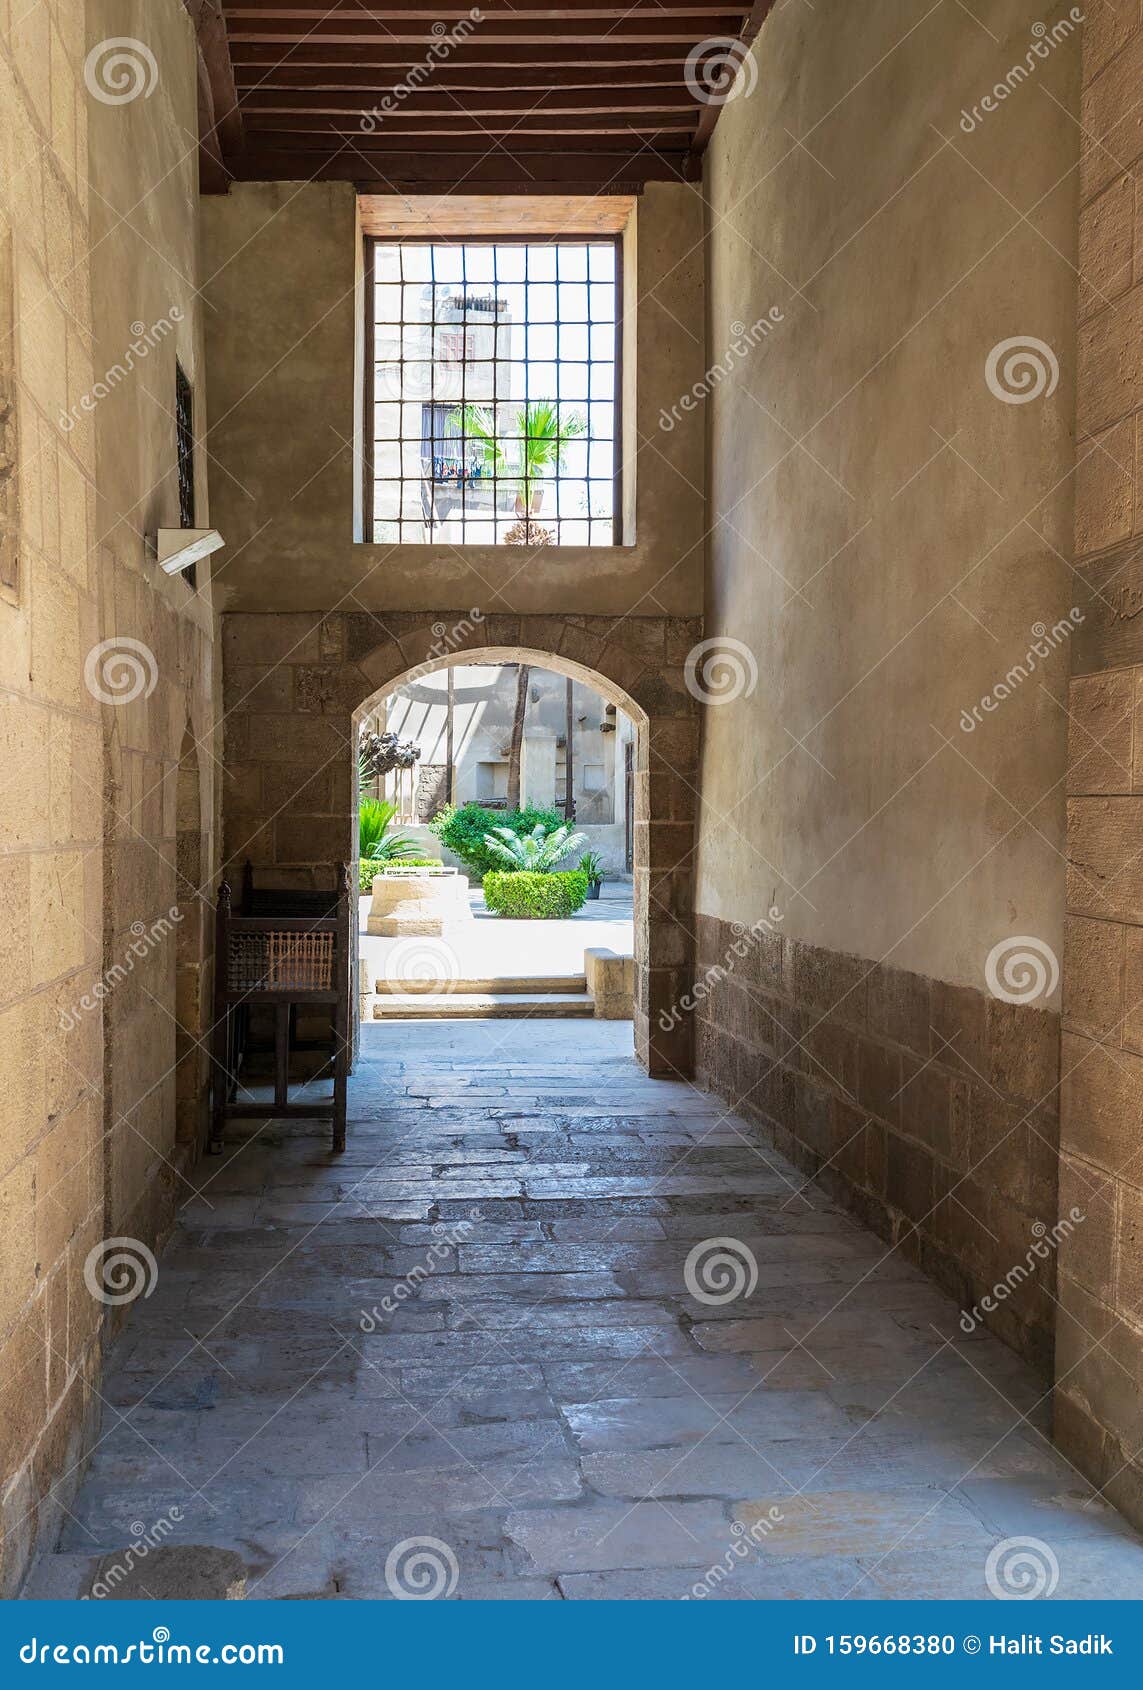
xmin=430 ymin=802 xmax=561 ymax=880
xmin=482 ymin=870 xmax=589 ymax=919
xmin=358 ymin=856 xmax=441 ymax=892
xmin=483 ymin=822 xmax=587 ymax=873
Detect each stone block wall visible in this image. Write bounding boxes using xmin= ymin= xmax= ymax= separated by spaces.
xmin=0 ymin=0 xmax=219 ymax=1595
xmin=220 ymin=610 xmax=700 ymax=1077
xmin=694 ymin=921 xmax=1060 ymax=1373
xmin=1056 ymin=0 xmax=1143 ymax=1530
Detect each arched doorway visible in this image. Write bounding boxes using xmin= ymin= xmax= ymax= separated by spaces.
xmin=218 ymin=609 xmax=701 ymax=1077
xmin=355 ymin=656 xmax=640 ymax=1045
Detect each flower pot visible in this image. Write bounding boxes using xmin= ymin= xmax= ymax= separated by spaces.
xmin=586 ymin=881 xmax=601 ymax=900
xmin=514 ymin=489 xmax=545 ymax=517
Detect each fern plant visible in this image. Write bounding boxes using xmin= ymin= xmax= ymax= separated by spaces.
xmin=482 ymin=821 xmax=587 ymax=874
xmin=359 ymin=797 xmax=417 ymax=863
xmin=454 ymin=401 xmax=585 ymax=517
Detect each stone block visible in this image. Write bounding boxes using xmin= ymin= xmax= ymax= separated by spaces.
xmin=1064 ymin=914 xmax=1124 ymax=1040
xmin=367 ymin=869 xmax=473 ymax=936
xmin=87 ymin=1546 xmax=248 ymax=1601
xmin=1068 ymin=669 xmax=1134 ymax=793
xmin=584 ymin=947 xmax=634 ymax=1019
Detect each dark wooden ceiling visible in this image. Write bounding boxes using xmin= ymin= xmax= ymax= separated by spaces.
xmin=186 ymin=1 xmax=775 ymax=194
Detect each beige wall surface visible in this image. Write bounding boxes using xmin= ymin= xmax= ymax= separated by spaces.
xmin=697 ymin=0 xmax=1082 ymax=996
xmin=199 ymin=182 xmax=707 ymax=618
xmin=0 ymin=0 xmax=218 ymax=1594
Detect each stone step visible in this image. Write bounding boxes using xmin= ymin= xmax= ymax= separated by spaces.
xmin=374 ymin=973 xmax=587 ymax=996
xmin=372 ymin=991 xmax=597 ymax=1019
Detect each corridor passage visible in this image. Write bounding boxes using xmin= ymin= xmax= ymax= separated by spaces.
xmin=26 ymin=1024 xmax=1143 ymax=1601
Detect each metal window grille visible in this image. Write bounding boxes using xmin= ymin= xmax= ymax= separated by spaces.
xmin=366 ymin=239 xmax=620 ymax=547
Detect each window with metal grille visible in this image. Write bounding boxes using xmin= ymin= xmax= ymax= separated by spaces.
xmin=364 ymin=239 xmax=620 ymax=547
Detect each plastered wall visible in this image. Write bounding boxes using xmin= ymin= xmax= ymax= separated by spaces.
xmin=199 ymin=182 xmax=707 ymax=619
xmin=694 ymin=0 xmax=1083 ymax=1371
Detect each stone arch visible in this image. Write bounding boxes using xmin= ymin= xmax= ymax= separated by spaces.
xmin=220 ymin=608 xmax=703 ymax=1076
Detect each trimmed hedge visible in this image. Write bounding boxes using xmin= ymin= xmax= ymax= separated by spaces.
xmin=482 ymin=870 xmax=589 ymax=920
xmin=359 ymin=856 xmax=439 ymax=892
xmin=429 ymin=802 xmax=562 ymax=880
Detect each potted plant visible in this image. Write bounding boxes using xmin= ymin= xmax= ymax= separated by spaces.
xmin=454 ymin=401 xmax=585 ymax=543
xmin=578 ymin=850 xmax=604 ymax=900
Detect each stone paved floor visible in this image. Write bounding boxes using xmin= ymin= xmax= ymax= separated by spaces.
xmin=358 ymin=883 xmax=635 ymax=989
xmin=24 ymin=1022 xmax=1143 ymax=1600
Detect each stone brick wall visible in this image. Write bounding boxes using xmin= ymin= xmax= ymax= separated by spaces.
xmin=220 ymin=610 xmax=699 ymax=1077
xmin=694 ymin=921 xmax=1060 ymax=1374
xmin=1056 ymin=0 xmax=1143 ymax=1529
xmin=0 ymin=0 xmax=219 ymax=1595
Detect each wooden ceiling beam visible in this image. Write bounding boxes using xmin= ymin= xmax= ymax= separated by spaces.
xmin=235 ymin=67 xmax=692 ymax=89
xmin=230 ymin=147 xmax=692 ymax=188
xmin=245 ymin=117 xmax=697 ymax=138
xmin=230 ymin=43 xmax=691 ymax=64
xmin=224 ymin=0 xmax=743 ymax=14
xmin=225 ymin=17 xmax=745 ymax=44
xmin=238 ymin=88 xmax=698 ymax=114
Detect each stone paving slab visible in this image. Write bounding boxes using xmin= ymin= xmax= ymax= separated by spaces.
xmin=26 ymin=1020 xmax=1143 ymax=1602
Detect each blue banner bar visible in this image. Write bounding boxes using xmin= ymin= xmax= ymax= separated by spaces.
xmin=3 ymin=1602 xmax=1141 ymax=1685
